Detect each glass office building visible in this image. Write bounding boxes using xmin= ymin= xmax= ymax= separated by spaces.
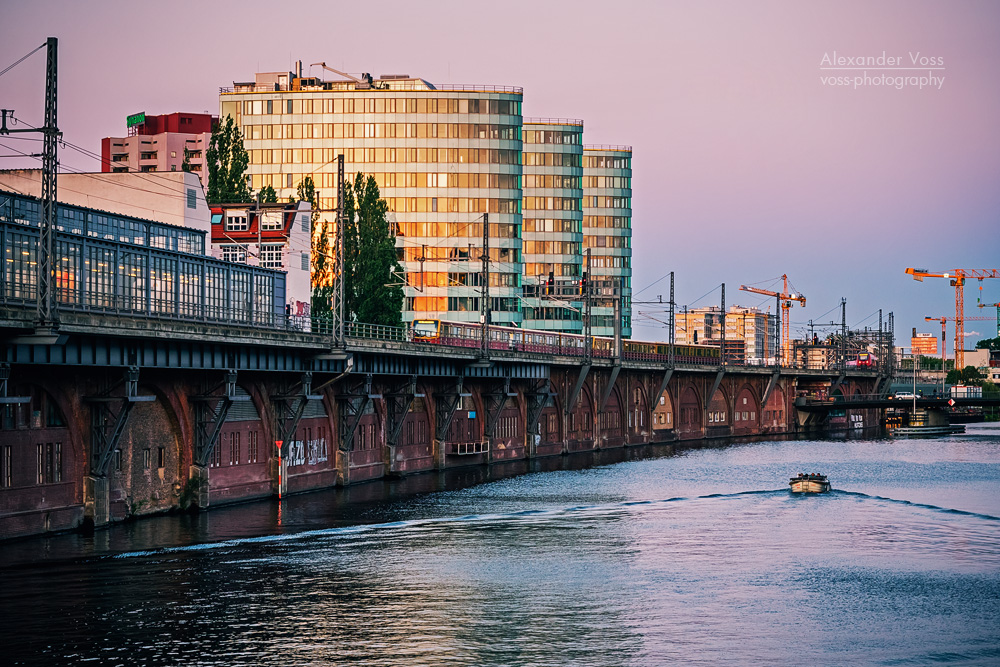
xmin=221 ymin=66 xmax=633 ymax=333
xmin=221 ymin=70 xmax=524 ymax=325
xmin=583 ymin=146 xmax=632 ymax=337
xmin=521 ymin=119 xmax=584 ymax=332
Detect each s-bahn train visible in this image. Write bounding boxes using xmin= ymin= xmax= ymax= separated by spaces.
xmin=846 ymin=352 xmax=876 ymax=368
xmin=411 ymin=319 xmax=721 ymax=365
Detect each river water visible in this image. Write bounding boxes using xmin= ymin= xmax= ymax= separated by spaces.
xmin=4 ymin=424 xmax=1000 ymax=666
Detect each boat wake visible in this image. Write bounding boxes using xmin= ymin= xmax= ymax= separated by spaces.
xmin=107 ymin=490 xmax=795 ymax=559
xmin=833 ymin=489 xmax=1000 ymax=522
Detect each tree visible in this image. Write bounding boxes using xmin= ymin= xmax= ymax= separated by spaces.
xmin=948 ymin=365 xmax=984 ymax=385
xmin=259 ymin=185 xmax=278 ymax=203
xmin=206 ymin=115 xmax=252 ymax=204
xmin=294 ymin=177 xmax=331 ymax=322
xmin=342 ymin=173 xmax=404 ymax=327
xmin=976 ymin=336 xmax=1000 ymax=351
xmin=181 ymin=147 xmax=192 ymax=173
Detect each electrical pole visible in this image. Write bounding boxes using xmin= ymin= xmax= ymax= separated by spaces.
xmin=38 ymin=37 xmax=58 ymax=329
xmin=0 ymin=39 xmax=59 ymax=330
xmin=840 ymin=298 xmax=847 ymax=372
xmin=331 ymin=154 xmax=345 ymax=348
xmin=584 ymin=248 xmax=592 ymax=362
xmin=774 ymin=294 xmax=781 ymax=369
xmin=613 ymin=277 xmax=622 ymax=359
xmin=669 ymin=271 xmax=675 ymax=368
xmin=479 ymin=212 xmax=489 ymax=361
xmin=720 ymin=283 xmax=726 ymax=366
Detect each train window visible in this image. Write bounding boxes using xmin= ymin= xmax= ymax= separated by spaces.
xmin=412 ymin=320 xmax=439 ymax=338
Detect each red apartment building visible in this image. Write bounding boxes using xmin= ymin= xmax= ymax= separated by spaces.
xmin=101 ymin=112 xmax=217 ymax=182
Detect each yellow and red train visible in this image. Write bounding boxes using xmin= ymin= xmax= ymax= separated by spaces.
xmin=411 ymin=319 xmax=721 ymax=365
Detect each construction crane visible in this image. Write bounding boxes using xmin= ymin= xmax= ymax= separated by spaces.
xmin=976 ymin=301 xmax=1000 ymax=339
xmin=739 ymin=274 xmax=806 ymax=366
xmin=924 ymin=315 xmax=994 ymax=372
xmin=310 ymin=62 xmax=378 ymax=89
xmin=905 ymin=268 xmax=1000 ymax=369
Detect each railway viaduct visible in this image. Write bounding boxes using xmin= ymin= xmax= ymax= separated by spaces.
xmin=0 ymin=308 xmax=882 ymax=541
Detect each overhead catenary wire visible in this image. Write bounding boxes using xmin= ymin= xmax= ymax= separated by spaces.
xmin=0 ymin=43 xmax=45 ymax=79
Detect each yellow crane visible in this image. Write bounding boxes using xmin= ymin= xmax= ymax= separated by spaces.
xmin=739 ymin=275 xmax=806 ymax=366
xmin=905 ymin=268 xmax=1000 ymax=369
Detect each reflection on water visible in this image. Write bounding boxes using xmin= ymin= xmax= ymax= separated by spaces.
xmin=4 ymin=424 xmax=1000 ymax=666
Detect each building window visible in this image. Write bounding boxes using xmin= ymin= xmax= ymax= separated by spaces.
xmin=210 ymin=442 xmax=222 ymax=468
xmin=260 ymin=243 xmax=283 ymax=269
xmin=260 ymin=211 xmax=284 ymax=231
xmin=0 ymin=445 xmax=9 ymax=486
xmin=221 ymin=245 xmax=247 ymax=264
xmin=226 ymin=214 xmax=248 ymax=231
xmin=36 ymin=443 xmax=62 ymax=484
xmin=143 ymin=448 xmax=151 ymax=469
xmin=300 ymin=253 xmax=309 ymax=271
xmin=158 ymin=447 xmax=165 ymax=469
xmin=229 ymin=432 xmax=240 ymax=465
xmin=248 ymin=431 xmax=259 ymax=463
xmin=115 ymin=449 xmax=123 ymax=472
xmin=187 ymin=189 xmax=197 ymax=210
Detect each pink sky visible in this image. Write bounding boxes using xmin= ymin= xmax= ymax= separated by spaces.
xmin=2 ymin=0 xmax=998 ymax=347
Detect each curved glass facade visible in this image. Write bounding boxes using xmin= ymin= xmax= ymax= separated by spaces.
xmin=222 ymin=77 xmax=524 ymax=325
xmin=521 ymin=120 xmax=584 ymax=332
xmin=583 ymin=146 xmax=632 ymax=337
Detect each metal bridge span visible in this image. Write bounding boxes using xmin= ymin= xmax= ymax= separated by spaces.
xmin=0 ymin=308 xmax=882 ymax=540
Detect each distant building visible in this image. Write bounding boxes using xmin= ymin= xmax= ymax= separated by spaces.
xmin=0 ymin=169 xmax=210 ymax=235
xmin=208 ymin=201 xmax=313 ymax=325
xmin=911 ymin=331 xmax=938 ymax=356
xmin=101 ymin=112 xmax=217 ymax=182
xmin=675 ymin=305 xmax=777 ymax=363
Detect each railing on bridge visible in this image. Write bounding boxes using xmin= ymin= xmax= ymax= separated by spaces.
xmin=0 ymin=189 xmax=895 ymax=373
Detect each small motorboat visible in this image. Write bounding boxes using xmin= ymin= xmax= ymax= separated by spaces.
xmin=789 ymin=472 xmax=831 ymax=494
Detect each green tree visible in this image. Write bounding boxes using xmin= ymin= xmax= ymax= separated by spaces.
xmin=948 ymin=365 xmax=985 ymax=385
xmin=206 ymin=115 xmax=251 ymax=204
xmin=342 ymin=173 xmax=403 ymax=327
xmin=181 ymin=147 xmax=192 ymax=173
xmin=259 ymin=184 xmax=278 ymax=203
xmin=976 ymin=336 xmax=1000 ymax=351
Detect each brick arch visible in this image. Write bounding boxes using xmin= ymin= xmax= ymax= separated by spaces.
xmin=112 ymin=380 xmax=187 ymax=517
xmin=390 ymin=381 xmax=434 ymax=474
xmin=598 ymin=382 xmax=626 ymax=447
xmin=763 ymin=384 xmax=787 ymax=429
xmin=566 ymin=383 xmax=595 ymax=452
xmin=677 ymin=382 xmax=702 ymax=437
xmin=627 ymin=381 xmax=650 ymax=442
xmin=651 ymin=380 xmax=675 ymax=435
xmin=535 ymin=391 xmax=563 ymax=457
xmin=732 ymin=383 xmax=761 ymax=435
xmin=707 ymin=385 xmax=731 ymax=431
